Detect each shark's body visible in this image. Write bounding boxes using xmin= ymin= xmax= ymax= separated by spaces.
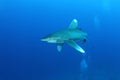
xmin=41 ymin=19 xmax=87 ymax=53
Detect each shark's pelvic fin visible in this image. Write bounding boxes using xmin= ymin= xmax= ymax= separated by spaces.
xmin=66 ymin=40 xmax=85 ymax=53
xmin=57 ymin=44 xmax=63 ymax=52
xmin=68 ymin=19 xmax=78 ymax=29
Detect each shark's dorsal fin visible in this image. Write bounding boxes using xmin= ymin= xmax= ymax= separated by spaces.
xmin=68 ymin=19 xmax=78 ymax=29
xmin=66 ymin=40 xmax=85 ymax=53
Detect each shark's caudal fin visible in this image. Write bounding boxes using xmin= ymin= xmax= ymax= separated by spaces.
xmin=79 ymin=59 xmax=88 ymax=80
xmin=80 ymin=58 xmax=88 ymax=72
xmin=68 ymin=19 xmax=78 ymax=29
xmin=66 ymin=40 xmax=85 ymax=53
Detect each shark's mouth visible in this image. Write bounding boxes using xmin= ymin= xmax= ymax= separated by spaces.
xmin=47 ymin=40 xmax=57 ymax=43
xmin=41 ymin=38 xmax=56 ymax=43
xmin=41 ymin=37 xmax=64 ymax=43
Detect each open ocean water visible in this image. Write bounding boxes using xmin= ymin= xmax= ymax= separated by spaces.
xmin=0 ymin=0 xmax=120 ymax=80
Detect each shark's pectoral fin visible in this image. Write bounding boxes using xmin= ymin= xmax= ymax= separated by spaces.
xmin=66 ymin=40 xmax=85 ymax=53
xmin=57 ymin=44 xmax=63 ymax=52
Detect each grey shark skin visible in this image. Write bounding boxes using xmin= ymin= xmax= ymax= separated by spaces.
xmin=41 ymin=19 xmax=87 ymax=54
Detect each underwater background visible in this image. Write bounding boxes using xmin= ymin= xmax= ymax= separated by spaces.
xmin=0 ymin=0 xmax=120 ymax=80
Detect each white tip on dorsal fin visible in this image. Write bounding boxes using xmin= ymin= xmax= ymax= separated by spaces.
xmin=68 ymin=19 xmax=78 ymax=29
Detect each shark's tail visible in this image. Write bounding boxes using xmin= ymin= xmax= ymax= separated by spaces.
xmin=80 ymin=56 xmax=88 ymax=72
xmin=79 ymin=53 xmax=88 ymax=80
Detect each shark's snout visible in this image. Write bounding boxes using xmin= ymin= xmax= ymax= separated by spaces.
xmin=41 ymin=37 xmax=58 ymax=43
xmin=41 ymin=38 xmax=48 ymax=41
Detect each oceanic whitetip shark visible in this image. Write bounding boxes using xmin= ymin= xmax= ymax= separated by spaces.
xmin=41 ymin=19 xmax=87 ymax=54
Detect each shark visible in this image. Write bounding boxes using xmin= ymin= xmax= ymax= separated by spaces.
xmin=41 ymin=19 xmax=87 ymax=54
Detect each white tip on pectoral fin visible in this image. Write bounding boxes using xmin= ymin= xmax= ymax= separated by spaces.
xmin=66 ymin=40 xmax=85 ymax=53
xmin=79 ymin=48 xmax=85 ymax=53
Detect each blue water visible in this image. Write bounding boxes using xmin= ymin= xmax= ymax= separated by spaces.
xmin=0 ymin=0 xmax=120 ymax=80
